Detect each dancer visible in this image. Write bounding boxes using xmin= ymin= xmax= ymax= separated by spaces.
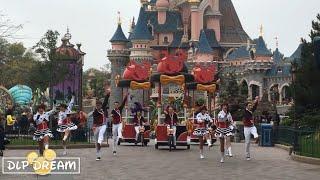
xmin=132 ymin=102 xmax=147 ymax=144
xmin=216 ymin=103 xmax=233 ymax=163
xmin=243 ymin=96 xmax=259 ymax=161
xmin=164 ymin=106 xmax=178 ymax=148
xmin=92 ymin=92 xmax=110 ymax=161
xmin=33 ymin=104 xmax=55 ymax=155
xmin=110 ymin=94 xmax=128 ymax=156
xmin=193 ymin=106 xmax=213 ymax=159
xmin=56 ymin=96 xmax=77 ymax=155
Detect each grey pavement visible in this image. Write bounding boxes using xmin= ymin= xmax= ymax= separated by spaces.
xmin=0 ymin=140 xmax=319 ymax=180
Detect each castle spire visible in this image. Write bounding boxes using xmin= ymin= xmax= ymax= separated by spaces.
xmin=259 ymin=24 xmax=264 ymax=37
xmin=117 ymin=11 xmax=122 ymax=25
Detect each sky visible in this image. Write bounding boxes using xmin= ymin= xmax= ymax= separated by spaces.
xmin=1 ymin=0 xmax=319 ymax=70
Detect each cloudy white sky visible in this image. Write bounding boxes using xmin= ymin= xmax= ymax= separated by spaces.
xmin=1 ymin=0 xmax=319 ymax=70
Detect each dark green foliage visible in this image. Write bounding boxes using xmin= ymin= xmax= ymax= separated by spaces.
xmin=219 ymin=73 xmax=247 ymax=121
xmin=289 ymin=14 xmax=320 ymax=128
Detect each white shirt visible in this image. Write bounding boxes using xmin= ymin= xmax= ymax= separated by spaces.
xmin=196 ymin=113 xmax=212 ymax=123
xmin=33 ymin=109 xmax=55 ymax=125
xmin=217 ymin=110 xmax=233 ymax=123
xmin=58 ymin=97 xmax=75 ymax=125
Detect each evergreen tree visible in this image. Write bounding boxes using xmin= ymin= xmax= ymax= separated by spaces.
xmin=289 ymin=14 xmax=320 ymax=127
xmin=219 ymin=73 xmax=247 ymax=121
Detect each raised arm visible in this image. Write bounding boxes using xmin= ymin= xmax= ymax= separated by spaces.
xmin=102 ymin=94 xmax=110 ymax=111
xmin=67 ymin=96 xmax=75 ymax=112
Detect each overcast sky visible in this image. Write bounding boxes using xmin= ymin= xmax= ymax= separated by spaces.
xmin=1 ymin=0 xmax=319 ymax=70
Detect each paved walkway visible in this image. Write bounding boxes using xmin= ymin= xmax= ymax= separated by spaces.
xmin=1 ymin=141 xmax=319 ymax=180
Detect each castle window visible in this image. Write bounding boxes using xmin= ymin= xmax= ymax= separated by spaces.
xmin=163 ymin=36 xmax=169 ymax=44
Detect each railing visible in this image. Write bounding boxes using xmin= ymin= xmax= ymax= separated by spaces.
xmin=273 ymin=126 xmax=320 ymax=158
xmin=5 ymin=125 xmax=95 ymax=146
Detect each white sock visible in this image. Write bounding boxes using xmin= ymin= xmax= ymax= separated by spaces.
xmin=206 ymin=139 xmax=211 ymax=145
xmin=200 ymin=149 xmax=203 ymax=155
xmin=44 ymin=144 xmax=49 ymax=150
xmin=228 ymin=147 xmax=232 ymax=155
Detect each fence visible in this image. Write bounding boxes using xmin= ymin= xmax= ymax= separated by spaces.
xmin=273 ymin=126 xmax=320 ymax=158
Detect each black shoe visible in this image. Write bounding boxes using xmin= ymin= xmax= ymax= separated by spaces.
xmin=0 ymin=151 xmax=3 ymax=157
xmin=96 ymin=157 xmax=101 ymax=161
xmin=113 ymin=151 xmax=117 ymax=156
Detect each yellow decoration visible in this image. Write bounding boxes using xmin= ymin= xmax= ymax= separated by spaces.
xmin=160 ymin=75 xmax=185 ymax=85
xmin=43 ymin=149 xmax=56 ymax=161
xmin=196 ymin=84 xmax=216 ymax=93
xmin=33 ymin=157 xmax=52 ymax=176
xmin=6 ymin=115 xmax=15 ymax=126
xmin=130 ymin=81 xmax=151 ymax=90
xmin=26 ymin=151 xmax=39 ymax=165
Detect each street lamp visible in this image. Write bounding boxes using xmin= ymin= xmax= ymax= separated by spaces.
xmin=291 ymin=61 xmax=298 ymax=153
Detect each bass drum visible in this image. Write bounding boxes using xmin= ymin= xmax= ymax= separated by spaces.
xmin=0 ymin=86 xmax=13 ymax=114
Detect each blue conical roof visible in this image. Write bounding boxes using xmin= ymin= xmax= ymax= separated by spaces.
xmin=130 ymin=7 xmax=153 ymax=41
xmin=273 ymin=48 xmax=283 ymax=63
xmin=290 ymin=43 xmax=303 ymax=60
xmin=110 ymin=24 xmax=128 ymax=43
xmin=254 ymin=36 xmax=272 ymax=56
xmin=204 ymin=29 xmax=221 ymax=49
xmin=198 ymin=30 xmax=213 ymax=54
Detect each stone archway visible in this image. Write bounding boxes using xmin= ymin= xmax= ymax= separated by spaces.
xmin=269 ymin=84 xmax=280 ymax=104
xmin=239 ymin=79 xmax=249 ymax=99
xmin=249 ymin=81 xmax=262 ymax=100
xmin=280 ymin=83 xmax=291 ymax=105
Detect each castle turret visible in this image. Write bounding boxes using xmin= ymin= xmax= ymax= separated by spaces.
xmin=107 ymin=13 xmax=130 ymax=110
xmin=156 ymin=0 xmax=169 ymax=25
xmin=188 ymin=0 xmax=201 ymax=42
xmin=130 ymin=7 xmax=153 ymax=63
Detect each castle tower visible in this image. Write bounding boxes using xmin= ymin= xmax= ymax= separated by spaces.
xmin=129 ymin=7 xmax=153 ymax=106
xmin=130 ymin=7 xmax=153 ymax=63
xmin=188 ymin=0 xmax=201 ymax=42
xmin=156 ymin=0 xmax=169 ymax=24
xmin=107 ymin=13 xmax=130 ymax=110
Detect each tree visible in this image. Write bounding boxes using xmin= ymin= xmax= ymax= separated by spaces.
xmin=219 ymin=73 xmax=247 ymax=121
xmin=254 ymin=90 xmax=277 ymax=122
xmin=83 ymin=68 xmax=111 ymax=99
xmin=0 ymin=41 xmax=38 ymax=88
xmin=289 ymin=14 xmax=320 ymax=127
xmin=310 ymin=14 xmax=320 ymax=40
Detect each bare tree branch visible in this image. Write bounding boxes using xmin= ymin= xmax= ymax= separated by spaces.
xmin=0 ymin=13 xmax=23 ymax=39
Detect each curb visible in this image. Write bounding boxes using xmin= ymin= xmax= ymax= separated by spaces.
xmin=291 ymin=154 xmax=320 ymax=165
xmin=274 ymin=144 xmax=293 ymax=154
xmin=6 ymin=144 xmax=109 ymax=150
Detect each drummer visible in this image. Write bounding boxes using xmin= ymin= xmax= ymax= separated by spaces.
xmin=164 ymin=106 xmax=178 ymax=147
xmin=131 ymin=102 xmax=148 ymax=144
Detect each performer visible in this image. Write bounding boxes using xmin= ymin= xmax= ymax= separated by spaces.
xmin=132 ymin=102 xmax=148 ymax=144
xmin=56 ymin=96 xmax=77 ymax=155
xmin=92 ymin=92 xmax=110 ymax=161
xmin=243 ymin=96 xmax=259 ymax=161
xmin=193 ymin=106 xmax=213 ymax=159
xmin=33 ymin=104 xmax=55 ymax=155
xmin=216 ymin=103 xmax=233 ymax=163
xmin=110 ymin=94 xmax=128 ymax=156
xmin=164 ymin=106 xmax=178 ymax=148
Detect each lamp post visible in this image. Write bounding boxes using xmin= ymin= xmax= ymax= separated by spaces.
xmin=291 ymin=61 xmax=298 ymax=153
